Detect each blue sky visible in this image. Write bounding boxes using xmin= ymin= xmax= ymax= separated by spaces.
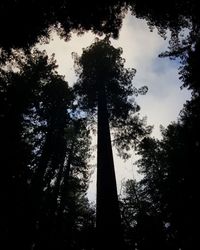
xmin=38 ymin=12 xmax=191 ymax=202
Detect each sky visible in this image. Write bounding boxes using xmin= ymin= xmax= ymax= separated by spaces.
xmin=38 ymin=12 xmax=191 ymax=202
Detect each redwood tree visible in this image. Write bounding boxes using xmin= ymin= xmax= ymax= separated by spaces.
xmin=73 ymin=37 xmax=148 ymax=249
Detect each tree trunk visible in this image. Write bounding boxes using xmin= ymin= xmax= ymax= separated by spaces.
xmin=96 ymin=82 xmax=124 ymax=249
xmin=59 ymin=139 xmax=75 ymax=212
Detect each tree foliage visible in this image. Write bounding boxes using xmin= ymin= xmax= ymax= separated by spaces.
xmin=127 ymin=0 xmax=200 ymax=95
xmin=0 ymin=49 xmax=94 ymax=250
xmin=73 ymin=38 xmax=151 ymax=249
xmin=73 ymin=38 xmax=149 ymax=131
xmin=1 ymin=2 xmax=198 ymax=249
xmin=0 ymin=0 xmax=129 ymax=51
xmin=120 ymin=92 xmax=198 ymax=249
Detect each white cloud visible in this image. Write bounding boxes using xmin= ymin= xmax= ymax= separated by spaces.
xmin=38 ymin=31 xmax=98 ymax=85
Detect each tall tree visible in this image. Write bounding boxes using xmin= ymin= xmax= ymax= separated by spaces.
xmin=0 ymin=49 xmax=62 ymax=250
xmin=73 ymin=37 xmax=149 ymax=249
xmin=120 ymin=178 xmax=167 ymax=250
xmin=36 ymin=117 xmax=94 ymax=250
xmin=121 ymin=92 xmax=199 ymax=249
xmin=0 ymin=49 xmax=95 ymax=250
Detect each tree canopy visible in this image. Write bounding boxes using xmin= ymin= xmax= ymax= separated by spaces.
xmin=1 ymin=1 xmax=199 ymax=49
xmin=0 ymin=0 xmax=128 ymax=50
xmin=0 ymin=2 xmax=198 ymax=249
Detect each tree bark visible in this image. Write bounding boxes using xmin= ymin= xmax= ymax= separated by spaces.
xmin=96 ymin=82 xmax=124 ymax=249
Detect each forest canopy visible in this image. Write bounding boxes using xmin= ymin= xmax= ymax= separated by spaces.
xmin=0 ymin=1 xmax=197 ymax=250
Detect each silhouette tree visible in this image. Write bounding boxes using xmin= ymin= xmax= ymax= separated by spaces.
xmin=0 ymin=49 xmax=61 ymax=250
xmin=120 ymin=91 xmax=198 ymax=249
xmin=73 ymin=37 xmax=149 ymax=249
xmin=0 ymin=49 xmax=95 ymax=250
xmin=37 ymin=118 xmax=94 ymax=250
xmin=120 ymin=176 xmax=167 ymax=250
xmin=1 ymin=2 xmax=198 ymax=249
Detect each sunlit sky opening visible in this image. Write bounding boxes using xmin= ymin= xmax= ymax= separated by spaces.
xmin=38 ymin=12 xmax=191 ymax=202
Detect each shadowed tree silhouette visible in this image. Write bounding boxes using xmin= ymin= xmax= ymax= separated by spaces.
xmin=73 ymin=37 xmax=149 ymax=249
xmin=120 ymin=91 xmax=198 ymax=249
xmin=0 ymin=0 xmax=129 ymax=51
xmin=0 ymin=49 xmax=61 ymax=250
xmin=1 ymin=1 xmax=198 ymax=249
xmin=0 ymin=49 xmax=95 ymax=250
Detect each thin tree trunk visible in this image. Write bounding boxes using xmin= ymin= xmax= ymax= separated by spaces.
xmin=59 ymin=139 xmax=75 ymax=212
xmin=96 ymin=82 xmax=124 ymax=249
